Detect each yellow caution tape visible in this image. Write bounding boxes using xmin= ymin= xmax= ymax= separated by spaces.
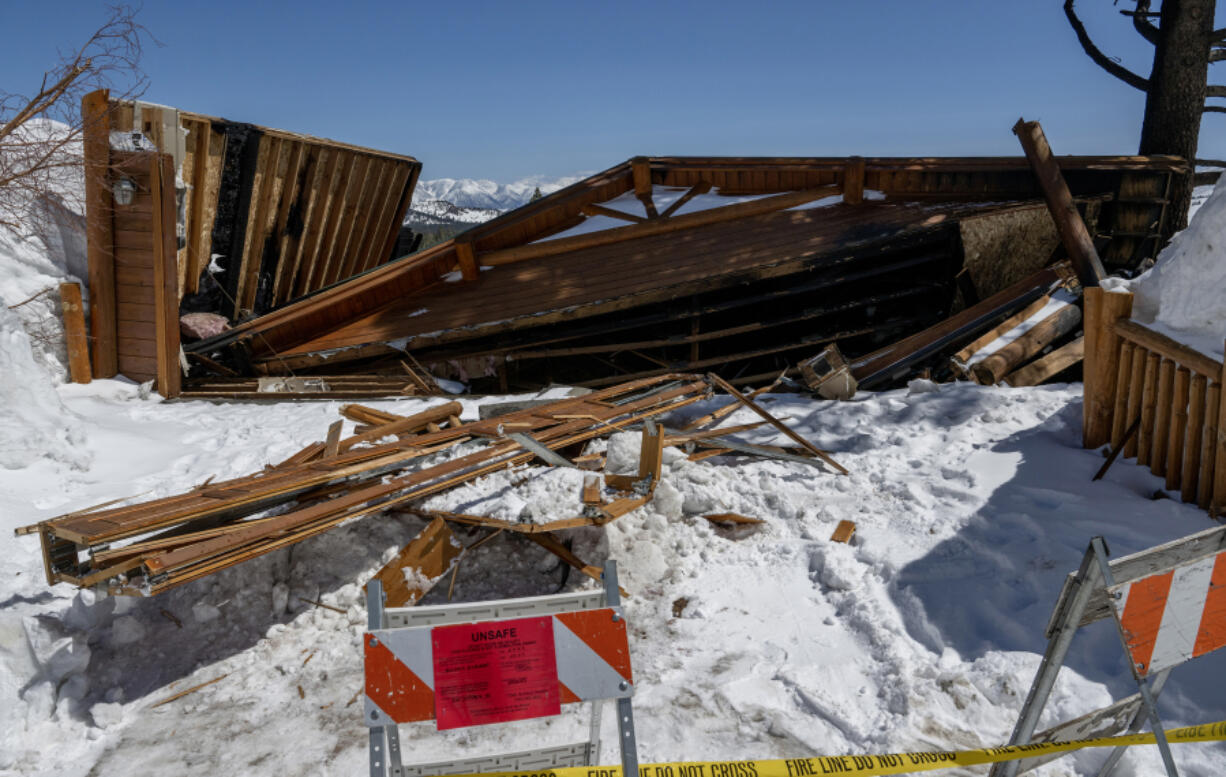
xmin=437 ymin=720 xmax=1226 ymax=777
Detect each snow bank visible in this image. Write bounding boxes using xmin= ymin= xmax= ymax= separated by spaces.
xmin=1132 ymin=178 xmax=1226 ymax=360
xmin=0 ymin=301 xmax=88 ymax=471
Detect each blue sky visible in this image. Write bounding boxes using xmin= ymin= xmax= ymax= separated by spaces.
xmin=4 ymin=1 xmax=1225 ymax=181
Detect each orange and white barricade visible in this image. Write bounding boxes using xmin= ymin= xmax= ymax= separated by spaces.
xmin=992 ymin=526 xmax=1226 ymax=777
xmin=363 ymin=560 xmax=638 ymax=777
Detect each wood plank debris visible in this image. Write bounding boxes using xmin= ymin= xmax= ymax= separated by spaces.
xmin=368 ymin=517 xmax=462 ymax=607
xmin=702 ymin=513 xmax=765 ymax=525
xmin=150 ymin=674 xmax=229 ymax=709
xmin=58 ymin=283 xmax=92 ymax=384
xmin=705 ymin=372 xmax=847 ymax=474
xmin=20 ymin=373 xmax=856 ymax=597
xmin=830 ymin=519 xmax=857 ymax=543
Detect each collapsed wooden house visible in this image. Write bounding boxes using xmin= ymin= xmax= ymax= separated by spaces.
xmin=180 ymin=155 xmax=1185 ymax=396
xmin=78 ymin=88 xmax=1188 ymax=398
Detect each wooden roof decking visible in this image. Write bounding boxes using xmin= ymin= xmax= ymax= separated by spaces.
xmin=269 ymin=200 xmax=974 ymax=364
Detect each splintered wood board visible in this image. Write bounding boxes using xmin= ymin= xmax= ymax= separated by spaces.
xmin=369 ymin=517 xmax=461 ymax=607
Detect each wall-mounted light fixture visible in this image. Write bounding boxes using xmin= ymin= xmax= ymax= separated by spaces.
xmin=112 ymin=177 xmax=136 ymax=206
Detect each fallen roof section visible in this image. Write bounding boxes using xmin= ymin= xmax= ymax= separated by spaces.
xmin=182 ymin=152 xmax=1183 ymax=394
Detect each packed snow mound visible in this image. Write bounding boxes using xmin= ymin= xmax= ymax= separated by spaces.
xmin=0 ymin=116 xmax=88 ymax=379
xmin=2 ymin=384 xmax=1225 ymax=775
xmin=0 ymin=302 xmax=88 ymax=471
xmin=412 ymin=174 xmax=585 ymax=211
xmin=1132 ymin=177 xmax=1226 ymax=359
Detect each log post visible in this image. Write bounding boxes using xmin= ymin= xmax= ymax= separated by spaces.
xmin=1123 ymin=349 xmax=1148 ymax=459
xmin=1111 ymin=342 xmax=1136 ymax=448
xmin=970 ymin=304 xmax=1082 ymax=385
xmin=455 ymin=238 xmax=479 ymax=282
xmin=1136 ymin=353 xmax=1161 ymax=467
xmin=1013 ymin=119 xmax=1106 ymax=287
xmin=1199 ymin=381 xmax=1220 ymax=510
xmin=1214 ymin=345 xmax=1226 ymax=516
xmin=1150 ymin=359 xmax=1175 ymax=476
xmin=1082 ymin=289 xmax=1134 ymax=449
xmin=1166 ymin=367 xmax=1190 ymax=492
xmin=842 ymin=156 xmax=865 ymax=205
xmin=58 ymin=283 xmax=92 ymax=384
xmin=83 ymin=89 xmax=117 ymax=377
xmin=631 ymin=156 xmax=657 ymax=218
xmin=1182 ymin=374 xmax=1206 ymax=503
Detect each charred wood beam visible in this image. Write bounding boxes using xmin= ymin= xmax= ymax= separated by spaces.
xmin=507 ymin=286 xmax=935 ymax=361
xmin=577 ymin=317 xmax=928 ymax=389
xmin=209 ymin=121 xmax=263 ymax=318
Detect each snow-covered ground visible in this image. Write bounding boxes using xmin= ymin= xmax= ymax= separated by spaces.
xmin=2 ymin=378 xmax=1225 ymax=776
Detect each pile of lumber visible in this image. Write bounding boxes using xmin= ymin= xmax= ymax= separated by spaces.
xmin=798 ymin=120 xmax=1119 ymax=396
xmin=19 ymin=374 xmax=846 ymax=597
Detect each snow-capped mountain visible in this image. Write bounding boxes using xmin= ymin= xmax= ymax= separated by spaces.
xmin=405 ymin=200 xmax=501 ymax=227
xmin=411 ymin=174 xmax=586 ymax=212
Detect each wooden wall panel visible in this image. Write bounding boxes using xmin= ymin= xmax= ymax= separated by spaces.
xmin=101 ymin=96 xmax=420 ymax=318
xmin=111 ymin=153 xmax=157 ymax=383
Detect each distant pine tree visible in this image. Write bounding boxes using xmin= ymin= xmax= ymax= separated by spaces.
xmin=529 ymin=187 xmax=543 ymax=202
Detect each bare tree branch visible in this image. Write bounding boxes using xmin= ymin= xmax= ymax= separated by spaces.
xmin=1203 ymin=105 xmax=1226 ymax=113
xmin=1211 ymin=46 xmax=1226 ymax=63
xmin=1123 ymin=0 xmax=1161 ymax=45
xmin=1207 ymin=85 xmax=1226 ymax=98
xmin=0 ymin=4 xmax=153 ymax=234
xmin=1214 ymin=27 xmax=1226 ymax=42
xmin=1065 ymin=0 xmax=1151 ymax=91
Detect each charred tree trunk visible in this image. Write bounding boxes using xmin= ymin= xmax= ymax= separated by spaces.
xmin=1139 ymin=0 xmax=1215 ymax=229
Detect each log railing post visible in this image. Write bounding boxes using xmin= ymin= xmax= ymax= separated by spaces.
xmin=842 ymin=156 xmax=865 ymax=205
xmin=455 ymin=238 xmax=479 ymax=282
xmin=1082 ymin=289 xmax=1134 ymax=449
xmin=1214 ymin=343 xmax=1226 ymax=516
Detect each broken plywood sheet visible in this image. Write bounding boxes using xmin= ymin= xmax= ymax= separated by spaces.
xmin=369 ymin=517 xmax=462 ymax=607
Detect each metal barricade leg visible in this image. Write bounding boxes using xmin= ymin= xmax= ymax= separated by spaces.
xmin=366 ymin=581 xmax=404 ymax=777
xmin=1095 ymin=669 xmax=1171 ymax=777
xmin=991 ymin=540 xmax=1104 ymax=777
xmin=1089 ymin=538 xmax=1180 ymax=777
xmin=587 ymin=699 xmax=604 ymax=765
xmin=615 ymin=697 xmax=639 ymax=777
xmin=386 ymin=725 xmax=403 ymax=777
xmin=603 ymin=561 xmax=639 ymax=777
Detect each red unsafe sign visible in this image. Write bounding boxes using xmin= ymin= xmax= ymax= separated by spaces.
xmin=431 ymin=615 xmax=560 ymax=730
